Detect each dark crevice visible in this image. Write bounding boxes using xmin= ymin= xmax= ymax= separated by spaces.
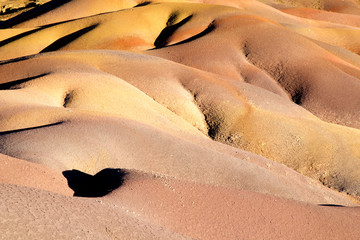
xmin=167 ymin=13 xmax=178 ymax=26
xmin=179 ymin=82 xmax=220 ymax=139
xmin=63 ymin=91 xmax=74 ymax=108
xmin=192 ymin=93 xmax=218 ymax=139
xmin=0 ymin=73 xmax=49 ymax=90
xmin=205 ymin=115 xmax=221 ymax=140
xmin=154 ymin=14 xmax=193 ymax=49
xmin=0 ymin=121 xmax=64 ymax=136
xmin=318 ymin=204 xmax=345 ymax=207
xmin=134 ymin=1 xmax=152 ymax=8
xmin=289 ymin=83 xmax=309 ymax=105
xmin=40 ymin=24 xmax=98 ymax=53
xmin=0 ymin=55 xmax=34 ymax=65
xmin=0 ymin=0 xmax=72 ymax=29
xmin=291 ymin=86 xmax=306 ymax=105
xmin=243 ymin=41 xmax=250 ymax=58
xmin=62 ymin=168 xmax=128 ymax=197
xmin=192 ymin=92 xmax=220 ymax=140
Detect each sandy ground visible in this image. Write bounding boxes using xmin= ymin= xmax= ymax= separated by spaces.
xmin=1 ymin=0 xmax=360 ymax=239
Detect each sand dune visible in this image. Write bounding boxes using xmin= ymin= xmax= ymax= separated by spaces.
xmin=1 ymin=0 xmax=360 ymax=239
xmin=0 ymin=183 xmax=191 ymax=240
xmin=0 ymin=153 xmax=72 ymax=195
xmin=2 ymin=170 xmax=360 ymax=239
xmin=0 ymin=0 xmax=193 ymax=28
xmin=281 ymin=7 xmax=360 ymax=27
xmin=272 ymin=0 xmax=360 ymax=15
xmin=105 ymin=170 xmax=360 ymax=239
xmin=1 ymin=50 xmax=360 ymax=197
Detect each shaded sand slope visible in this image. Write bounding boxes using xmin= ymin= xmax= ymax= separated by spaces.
xmin=0 ymin=183 xmax=191 ymax=240
xmin=0 ymin=50 xmax=357 ymax=204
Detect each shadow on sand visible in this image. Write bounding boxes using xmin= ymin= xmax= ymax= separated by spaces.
xmin=318 ymin=204 xmax=345 ymax=207
xmin=62 ymin=168 xmax=127 ymax=197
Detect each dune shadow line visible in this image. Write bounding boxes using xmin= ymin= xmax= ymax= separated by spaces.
xmin=0 ymin=121 xmax=64 ymax=136
xmin=318 ymin=204 xmax=345 ymax=207
xmin=154 ymin=14 xmax=193 ymax=49
xmin=0 ymin=18 xmax=93 ymax=52
xmin=0 ymin=73 xmax=50 ymax=90
xmin=0 ymin=28 xmax=44 ymax=48
xmin=0 ymin=19 xmax=68 ymax=49
xmin=40 ymin=24 xmax=98 ymax=53
xmin=62 ymin=168 xmax=128 ymax=197
xmin=0 ymin=56 xmax=34 ymax=65
xmin=150 ymin=19 xmax=216 ymax=50
xmin=134 ymin=1 xmax=152 ymax=8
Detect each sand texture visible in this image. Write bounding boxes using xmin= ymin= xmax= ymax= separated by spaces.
xmin=1 ymin=0 xmax=360 ymax=239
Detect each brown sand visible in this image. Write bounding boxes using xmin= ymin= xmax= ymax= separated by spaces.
xmin=1 ymin=50 xmax=360 ymax=199
xmin=105 ymin=170 xmax=360 ymax=239
xmin=0 ymin=183 xmax=191 ymax=239
xmin=0 ymin=153 xmax=72 ymax=195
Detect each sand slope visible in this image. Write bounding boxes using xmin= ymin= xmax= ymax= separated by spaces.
xmin=1 ymin=50 xmax=360 ymax=197
xmin=0 ymin=183 xmax=191 ymax=240
xmin=0 ymin=153 xmax=72 ymax=195
xmin=105 ymin=170 xmax=360 ymax=239
xmin=1 ymin=0 xmax=360 ymax=239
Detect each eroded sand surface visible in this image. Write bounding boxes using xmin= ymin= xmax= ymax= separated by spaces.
xmin=1 ymin=0 xmax=360 ymax=239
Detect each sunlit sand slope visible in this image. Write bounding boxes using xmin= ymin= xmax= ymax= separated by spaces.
xmin=104 ymin=171 xmax=360 ymax=239
xmin=0 ymin=153 xmax=72 ymax=195
xmin=1 ymin=2 xmax=360 ymax=126
xmin=2 ymin=6 xmax=360 ymax=195
xmin=1 ymin=50 xmax=357 ymax=204
xmin=0 ymin=183 xmax=191 ymax=240
xmin=2 ymin=170 xmax=360 ymax=239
